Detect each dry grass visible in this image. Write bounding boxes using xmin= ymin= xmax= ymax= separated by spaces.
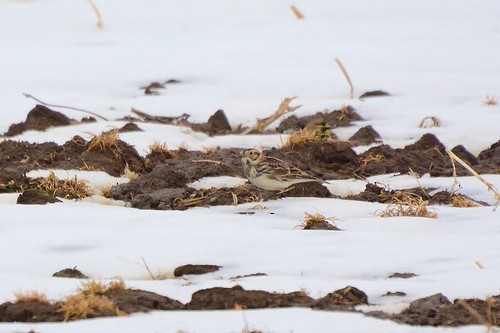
xmin=87 ymin=129 xmax=122 ymax=157
xmin=202 ymin=146 xmax=219 ymax=154
xmin=242 ymin=97 xmax=302 ymax=135
xmin=449 ymin=194 xmax=480 ymax=207
xmin=290 ymin=5 xmax=305 ymax=19
xmin=148 ymin=141 xmax=175 ymax=156
xmin=446 ymin=148 xmax=499 ymax=210
xmin=100 ymin=186 xmax=113 ymax=198
xmin=335 ymin=59 xmax=354 ymax=98
xmin=284 ymin=128 xmax=322 ymax=147
xmin=86 ymin=0 xmax=104 ymax=29
xmin=483 ymin=95 xmax=498 ymax=106
xmin=300 ymin=212 xmax=338 ymax=229
xmin=121 ymin=164 xmax=139 ymax=180
xmin=418 ymin=116 xmax=442 ymax=128
xmin=378 ymin=194 xmax=437 ymax=218
xmin=14 ymin=291 xmax=49 ymax=303
xmin=360 ymin=154 xmax=386 ymax=172
xmin=61 ymin=293 xmax=117 ymax=321
xmin=61 ymin=280 xmax=126 ymax=321
xmin=77 ymin=280 xmax=125 ymax=296
xmin=32 ymin=170 xmax=91 ymax=199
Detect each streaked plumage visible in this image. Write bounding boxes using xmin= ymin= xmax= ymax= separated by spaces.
xmin=241 ymin=148 xmax=321 ymax=191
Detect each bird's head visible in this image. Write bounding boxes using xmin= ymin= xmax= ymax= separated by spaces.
xmin=241 ymin=148 xmax=263 ymax=165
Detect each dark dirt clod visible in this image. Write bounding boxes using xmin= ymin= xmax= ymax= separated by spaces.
xmin=389 ymin=294 xmax=500 ymax=326
xmin=4 ymin=105 xmax=72 ymax=137
xmin=17 ymin=190 xmax=62 ymax=205
xmin=279 ymin=182 xmax=331 ymax=198
xmin=451 ymin=145 xmax=478 ymax=165
xmin=186 ymin=285 xmax=314 ymax=310
xmin=52 ymin=268 xmax=88 ymax=279
xmin=383 ymin=291 xmax=407 ymax=297
xmin=349 ymin=125 xmax=381 ymax=146
xmin=0 ymin=136 xmax=144 ymax=178
xmin=191 ymin=109 xmax=232 ymax=136
xmin=105 ymin=289 xmax=184 ymax=313
xmin=276 ymin=106 xmax=363 ymax=133
xmin=174 ymin=264 xmax=221 ymax=277
xmin=313 ymin=286 xmax=368 ymax=310
xmin=388 ymin=272 xmax=418 ymax=279
xmin=359 ymin=90 xmax=391 ymax=98
xmin=0 ymin=301 xmax=64 ymax=322
xmin=302 ymin=219 xmax=341 ymax=231
xmin=119 ymin=122 xmax=143 ymax=133
xmin=346 ymin=183 xmax=433 ymax=204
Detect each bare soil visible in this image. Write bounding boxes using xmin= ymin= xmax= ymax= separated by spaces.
xmin=1 ymin=105 xmax=499 ymax=327
xmin=1 ymin=284 xmax=497 ymax=327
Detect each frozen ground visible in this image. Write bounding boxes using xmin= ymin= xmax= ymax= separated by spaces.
xmin=0 ymin=0 xmax=499 ymax=332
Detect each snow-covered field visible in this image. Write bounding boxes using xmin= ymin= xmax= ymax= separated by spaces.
xmin=1 ymin=0 xmax=499 ymax=332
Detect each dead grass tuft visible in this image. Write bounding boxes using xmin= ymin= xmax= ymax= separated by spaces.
xmin=148 ymin=141 xmax=175 ymax=157
xmin=285 ymin=128 xmax=322 ymax=147
xmin=14 ymin=291 xmax=49 ymax=303
xmin=121 ymin=164 xmax=139 ymax=180
xmin=300 ymin=212 xmax=339 ymax=229
xmin=61 ymin=279 xmax=126 ymax=321
xmin=449 ymin=194 xmax=480 ymax=208
xmin=87 ymin=129 xmax=122 ymax=157
xmin=32 ymin=170 xmax=91 ymax=199
xmin=378 ymin=194 xmax=437 ymax=218
xmin=60 ymin=293 xmax=117 ymax=321
xmin=418 ymin=116 xmax=442 ymax=128
xmin=360 ymin=154 xmax=386 ymax=172
xmin=202 ymin=146 xmax=219 ymax=154
xmin=483 ymin=95 xmax=498 ymax=106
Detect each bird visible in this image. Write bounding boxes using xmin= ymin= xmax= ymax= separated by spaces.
xmin=241 ymin=148 xmax=322 ymax=191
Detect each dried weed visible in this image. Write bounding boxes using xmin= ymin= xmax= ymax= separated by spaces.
xmin=14 ymin=291 xmax=49 ymax=303
xmin=378 ymin=193 xmax=437 ymax=218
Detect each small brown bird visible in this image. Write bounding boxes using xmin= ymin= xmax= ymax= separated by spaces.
xmin=241 ymin=148 xmax=321 ymax=191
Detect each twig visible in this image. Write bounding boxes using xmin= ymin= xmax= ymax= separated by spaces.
xmin=335 ymin=58 xmax=354 ymax=99
xmin=23 ymin=93 xmax=109 ymax=121
xmin=86 ymin=0 xmax=104 ymax=30
xmin=131 ymin=108 xmax=190 ymax=125
xmin=140 ymin=255 xmax=156 ymax=280
xmin=192 ymin=159 xmax=222 ymax=164
xmin=242 ymin=97 xmax=301 ymax=135
xmin=446 ymin=148 xmax=499 ymax=210
xmin=290 ymin=5 xmax=305 ymax=19
xmin=409 ymin=168 xmax=430 ymax=200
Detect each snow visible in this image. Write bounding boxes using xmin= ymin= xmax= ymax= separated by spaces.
xmin=0 ymin=0 xmax=499 ymax=332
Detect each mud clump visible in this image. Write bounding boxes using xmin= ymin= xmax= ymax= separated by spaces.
xmin=313 ymin=286 xmax=368 ymax=310
xmin=0 ymin=300 xmax=64 ymax=322
xmin=376 ymin=293 xmax=500 ymax=326
xmin=186 ymin=285 xmax=314 ymax=310
xmin=4 ymin=105 xmax=72 ymax=137
xmin=190 ymin=109 xmax=232 ymax=136
xmin=359 ymin=90 xmax=390 ymax=98
xmin=276 ymin=106 xmax=363 ymax=133
xmin=174 ymin=264 xmax=221 ymax=277
xmin=279 ymin=181 xmax=331 ymax=198
xmin=0 ymin=134 xmax=144 ymax=178
xmin=17 ymin=190 xmax=62 ymax=205
xmin=105 ymin=289 xmax=183 ymax=313
xmin=349 ymin=125 xmax=381 ymax=146
xmin=53 ymin=268 xmax=88 ymax=279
